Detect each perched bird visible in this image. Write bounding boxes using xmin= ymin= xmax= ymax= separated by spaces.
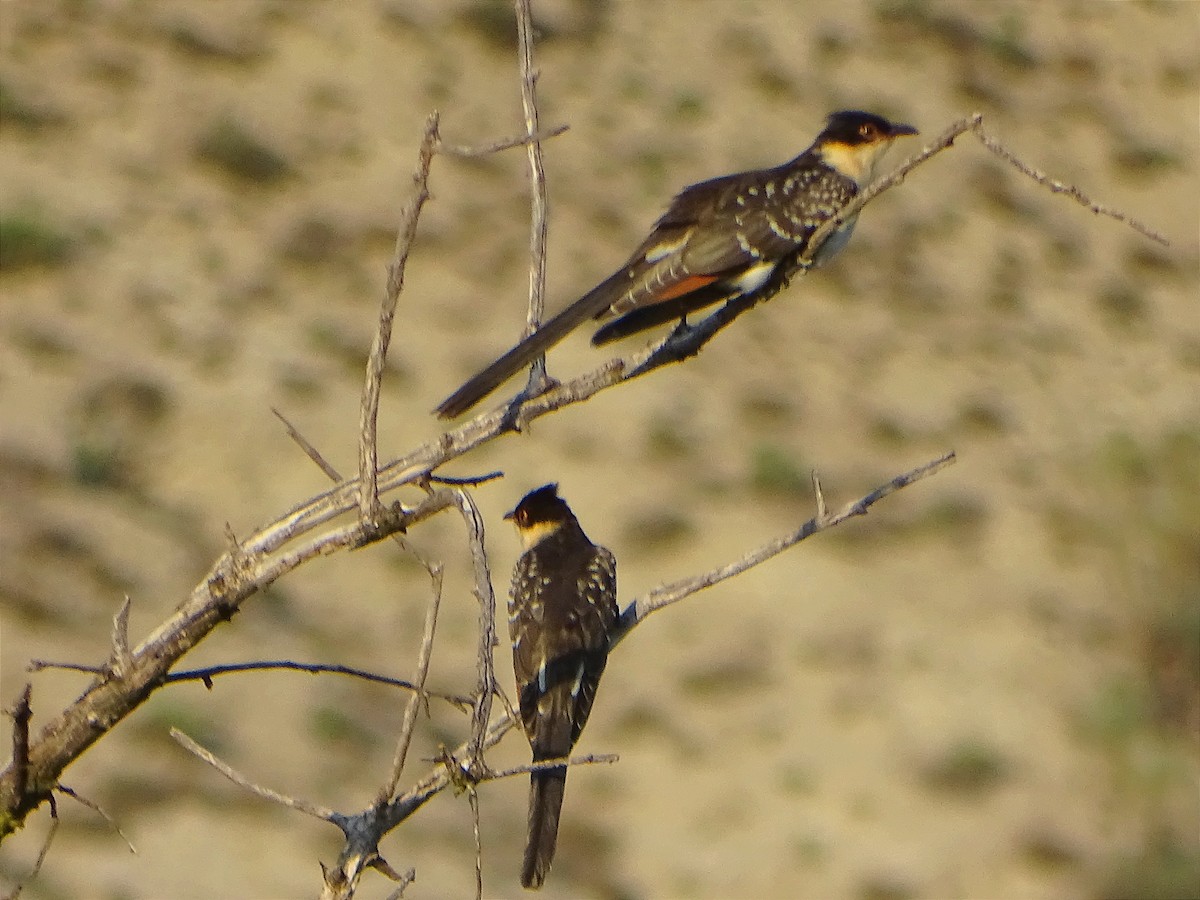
xmin=505 ymin=484 xmax=619 ymax=890
xmin=436 ymin=109 xmax=918 ymax=418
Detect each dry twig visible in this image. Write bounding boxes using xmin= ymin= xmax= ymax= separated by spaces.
xmin=171 ymin=729 xmax=336 ymax=821
xmin=379 ymin=560 xmax=445 ymax=801
xmin=359 ymin=112 xmax=440 ymax=522
xmin=514 ymin=0 xmax=552 ymax=402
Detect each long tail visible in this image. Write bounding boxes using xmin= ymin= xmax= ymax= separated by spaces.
xmin=434 ymin=274 xmax=626 ymax=419
xmin=521 ymin=763 xmax=567 ymax=890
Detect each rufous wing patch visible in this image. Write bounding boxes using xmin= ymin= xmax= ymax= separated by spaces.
xmin=651 ymin=273 xmax=720 ymax=303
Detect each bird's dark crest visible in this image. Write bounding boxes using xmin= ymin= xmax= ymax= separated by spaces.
xmin=822 ymin=110 xmax=918 ymax=145
xmin=506 ymin=483 xmax=568 ymax=525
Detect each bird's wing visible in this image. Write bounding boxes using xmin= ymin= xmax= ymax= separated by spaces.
xmin=509 ymin=543 xmax=617 ymax=755
xmin=564 ymin=546 xmax=617 ymax=745
xmin=597 ymin=165 xmax=821 ymax=319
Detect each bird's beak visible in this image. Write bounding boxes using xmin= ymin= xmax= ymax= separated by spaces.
xmin=503 ymin=508 xmax=517 ymax=521
xmin=889 ymin=122 xmax=919 ymax=137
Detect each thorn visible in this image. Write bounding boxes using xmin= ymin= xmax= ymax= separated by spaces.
xmin=811 ymin=470 xmax=827 ymax=519
xmin=109 ymin=596 xmax=133 ymax=679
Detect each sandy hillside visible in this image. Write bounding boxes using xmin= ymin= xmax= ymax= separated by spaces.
xmin=2 ymin=1 xmax=1198 ymax=898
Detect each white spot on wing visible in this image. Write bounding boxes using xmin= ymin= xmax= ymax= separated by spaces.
xmin=731 ymin=260 xmax=775 ymax=294
xmin=643 ymin=233 xmax=688 ymax=263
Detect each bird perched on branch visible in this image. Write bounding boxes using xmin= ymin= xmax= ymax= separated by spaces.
xmin=435 ymin=109 xmax=918 ymax=418
xmin=506 ymin=484 xmax=619 ymax=890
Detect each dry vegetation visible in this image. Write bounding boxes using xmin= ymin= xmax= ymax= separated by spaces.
xmin=2 ymin=1 xmax=1198 ymax=898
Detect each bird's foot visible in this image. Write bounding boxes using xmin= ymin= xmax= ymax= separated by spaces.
xmin=498 ymin=366 xmax=560 ymax=432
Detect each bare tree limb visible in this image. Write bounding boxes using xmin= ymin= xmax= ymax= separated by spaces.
xmin=4 ymin=686 xmax=32 ymax=825
xmin=611 ymin=450 xmax=957 ymax=648
xmin=161 ymin=660 xmax=471 ymax=709
xmin=514 ymin=0 xmax=552 ymax=398
xmin=485 ymin=752 xmax=619 ymax=782
xmin=468 ymin=788 xmax=483 ymax=900
xmin=272 ymin=406 xmax=342 ymax=481
xmin=382 ymin=866 xmax=416 ymax=900
xmin=54 ymin=785 xmax=134 ymax=853
xmin=436 ymin=123 xmax=568 ymax=158
xmin=451 ymin=488 xmax=499 ymax=779
xmin=973 ymin=122 xmax=1170 ymax=246
xmin=359 ymin=112 xmax=441 ymax=523
xmin=378 ymin=560 xmax=445 ymax=801
xmin=171 ymin=728 xmax=337 ymax=822
xmin=25 ymin=661 xmax=105 ymax=675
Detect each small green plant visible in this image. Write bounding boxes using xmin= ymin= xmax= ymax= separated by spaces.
xmin=919 ymin=738 xmax=1010 ymax=796
xmin=750 ymin=444 xmax=808 ymax=497
xmin=622 ymin=511 xmax=694 ymax=550
xmin=196 ymin=117 xmax=293 ymax=184
xmin=0 ymin=212 xmax=75 ymax=271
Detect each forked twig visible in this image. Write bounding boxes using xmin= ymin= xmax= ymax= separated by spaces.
xmin=171 ymin=729 xmax=337 ymax=822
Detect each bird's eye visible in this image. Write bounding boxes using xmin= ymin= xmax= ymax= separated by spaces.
xmin=859 ymin=123 xmax=879 ymax=140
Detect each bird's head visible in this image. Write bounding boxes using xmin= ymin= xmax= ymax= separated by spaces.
xmin=505 ymin=483 xmax=575 ymax=549
xmin=814 ymin=110 xmax=919 ymax=186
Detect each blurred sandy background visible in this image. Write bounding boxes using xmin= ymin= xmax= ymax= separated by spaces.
xmin=1 ymin=1 xmax=1198 ymax=898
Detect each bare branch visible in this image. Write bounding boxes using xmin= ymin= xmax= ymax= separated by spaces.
xmin=273 ymin=407 xmax=341 ymax=481
xmin=428 ymin=471 xmax=505 ymax=487
xmin=436 ymin=123 xmax=568 ymax=158
xmin=811 ymin=470 xmax=828 ymax=519
xmin=6 ymin=685 xmax=32 ymax=816
xmin=276 ymin=403 xmax=450 ymax=582
xmin=468 ymin=788 xmax=483 ymax=900
xmin=382 ymin=866 xmax=416 ymax=900
xmin=170 ymin=729 xmax=337 ymax=822
xmin=163 ymin=660 xmax=472 ymax=709
xmin=0 ymin=488 xmax=436 ymax=839
xmin=611 ymin=451 xmax=957 ymax=648
xmin=26 ymin=660 xmax=104 ymax=675
xmin=972 ymin=122 xmax=1170 ymax=246
xmin=515 ymin=0 xmax=551 ymax=396
xmin=55 ymin=784 xmax=135 ymax=853
xmin=317 ymin=710 xmax=521 ymax=899
xmin=379 ymin=561 xmax=445 ymax=801
xmin=359 ymin=112 xmax=441 ymax=522
xmin=484 ymin=753 xmax=620 ymax=783
xmin=452 ymin=488 xmax=499 ymax=777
